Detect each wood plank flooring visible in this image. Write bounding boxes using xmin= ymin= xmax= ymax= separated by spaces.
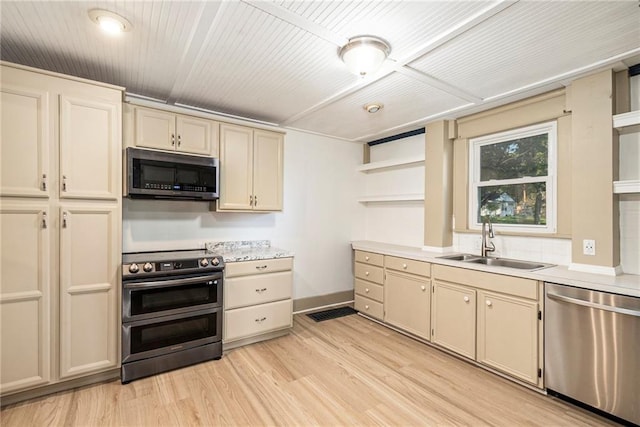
xmin=1 ymin=313 xmax=615 ymax=426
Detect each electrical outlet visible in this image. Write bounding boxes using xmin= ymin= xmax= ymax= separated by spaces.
xmin=583 ymin=239 xmax=596 ymax=256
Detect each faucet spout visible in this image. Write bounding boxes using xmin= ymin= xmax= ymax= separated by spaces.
xmin=481 ymin=217 xmax=496 ymax=257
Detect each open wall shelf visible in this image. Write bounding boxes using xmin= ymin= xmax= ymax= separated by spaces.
xmin=358 ymin=193 xmax=425 ymax=203
xmin=357 ymin=155 xmax=425 ymax=172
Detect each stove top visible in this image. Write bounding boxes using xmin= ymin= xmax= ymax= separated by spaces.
xmin=122 ymin=249 xmax=224 ymax=279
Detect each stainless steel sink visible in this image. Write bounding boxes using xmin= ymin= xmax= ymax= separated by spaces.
xmin=437 ymin=254 xmax=553 ymax=271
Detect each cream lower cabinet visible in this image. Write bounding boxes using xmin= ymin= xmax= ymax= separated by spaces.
xmin=353 ymin=251 xmax=384 ymax=320
xmin=384 ymin=256 xmax=431 ymax=340
xmin=477 ymin=290 xmax=539 ymax=384
xmin=431 ymin=281 xmax=476 ymax=359
xmin=217 ymin=123 xmax=284 ymax=212
xmin=128 ymin=105 xmax=219 ymax=156
xmin=224 ymin=258 xmax=293 ymax=348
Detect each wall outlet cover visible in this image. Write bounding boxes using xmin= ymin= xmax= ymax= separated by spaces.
xmin=583 ymin=239 xmax=596 ymax=256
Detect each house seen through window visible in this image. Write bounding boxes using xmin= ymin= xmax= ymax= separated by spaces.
xmin=469 ymin=121 xmax=557 ymax=233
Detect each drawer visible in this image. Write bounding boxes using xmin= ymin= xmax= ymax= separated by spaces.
xmin=224 ymin=299 xmax=292 ymax=342
xmin=354 ymin=250 xmax=384 ymax=267
xmin=354 ymin=263 xmax=384 ymax=285
xmin=385 ymin=256 xmax=431 ymax=277
xmin=354 ymin=295 xmax=383 ymax=320
xmin=354 ymin=279 xmax=383 ymax=303
xmin=225 ymin=257 xmax=293 ymax=278
xmin=225 ymin=271 xmax=292 ymax=309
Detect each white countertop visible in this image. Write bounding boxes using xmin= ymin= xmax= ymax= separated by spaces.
xmin=205 ymin=240 xmax=294 ymax=263
xmin=352 ymin=240 xmax=640 ymax=298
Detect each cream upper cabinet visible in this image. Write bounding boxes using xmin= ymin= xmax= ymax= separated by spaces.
xmin=0 ymin=202 xmax=51 ymax=394
xmin=477 ymin=290 xmax=539 ymax=384
xmin=431 ymin=281 xmax=476 ymax=359
xmin=59 ymin=95 xmax=120 ymax=200
xmin=58 ymin=204 xmax=119 ymax=379
xmin=0 ymin=82 xmax=51 ymax=198
xmin=218 ymin=123 xmax=284 ymax=212
xmin=133 ymin=106 xmax=218 ymax=156
xmin=384 ymin=270 xmax=431 ymax=339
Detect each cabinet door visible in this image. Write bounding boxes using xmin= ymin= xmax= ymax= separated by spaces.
xmin=431 ymin=281 xmax=476 ymax=359
xmin=0 ymin=85 xmax=50 ymax=198
xmin=384 ymin=271 xmax=430 ymax=339
xmin=477 ymin=290 xmax=539 ymax=384
xmin=218 ymin=123 xmax=253 ymax=210
xmin=0 ymin=202 xmax=51 ymax=393
xmin=59 ymin=204 xmax=119 ymax=378
xmin=134 ymin=106 xmax=176 ymax=151
xmin=59 ymin=95 xmax=120 ymax=200
xmin=176 ymin=115 xmax=217 ymax=156
xmin=253 ymin=130 xmax=283 ymax=211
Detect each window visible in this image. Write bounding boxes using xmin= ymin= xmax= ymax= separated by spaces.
xmin=468 ymin=121 xmax=557 ymax=233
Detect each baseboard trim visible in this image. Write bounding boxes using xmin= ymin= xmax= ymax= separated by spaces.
xmin=293 ymin=290 xmax=354 ymax=314
xmin=568 ymin=263 xmax=623 ymax=276
xmin=1 ymin=368 xmax=120 ymax=407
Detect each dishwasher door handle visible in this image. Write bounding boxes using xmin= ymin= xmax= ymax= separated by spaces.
xmin=547 ymin=292 xmax=640 ymax=317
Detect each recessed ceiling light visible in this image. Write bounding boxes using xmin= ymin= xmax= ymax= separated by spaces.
xmin=88 ymin=9 xmax=132 ymax=35
xmin=340 ymin=36 xmax=391 ymax=77
xmin=364 ymin=103 xmax=383 ymax=114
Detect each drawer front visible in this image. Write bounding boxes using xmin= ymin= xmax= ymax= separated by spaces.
xmin=225 ymin=271 xmax=292 ymax=310
xmin=225 ymin=257 xmax=293 ymax=278
xmin=385 ymin=256 xmax=431 ymax=277
xmin=224 ymin=299 xmax=292 ymax=342
xmin=354 ymin=295 xmax=384 ymax=320
xmin=354 ymin=263 xmax=384 ymax=285
xmin=354 ymin=250 xmax=384 ymax=267
xmin=354 ymin=279 xmax=383 ymax=302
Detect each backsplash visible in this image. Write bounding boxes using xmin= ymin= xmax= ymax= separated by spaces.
xmin=453 ymin=233 xmax=572 ymax=266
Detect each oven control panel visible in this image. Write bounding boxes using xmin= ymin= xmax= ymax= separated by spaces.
xmin=122 ymin=251 xmax=224 ymax=278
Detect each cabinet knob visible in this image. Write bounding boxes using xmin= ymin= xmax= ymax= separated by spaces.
xmin=365 ymin=256 xmax=370 ymax=261
xmin=365 ymin=288 xmax=370 ymax=293
xmin=402 ymin=263 xmax=407 ymax=269
xmin=486 ymin=300 xmax=492 ymax=306
xmin=365 ymin=271 xmax=369 ymax=276
xmin=464 ymin=296 xmax=470 ymax=302
xmin=421 ymin=286 xmax=426 ymax=291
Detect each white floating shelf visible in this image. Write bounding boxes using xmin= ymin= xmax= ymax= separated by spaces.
xmin=613 ymin=180 xmax=640 ymax=194
xmin=357 ymin=155 xmax=425 ymax=172
xmin=358 ymin=193 xmax=425 ymax=203
xmin=613 ymin=110 xmax=640 ymax=131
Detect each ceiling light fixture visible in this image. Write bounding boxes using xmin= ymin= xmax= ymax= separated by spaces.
xmin=339 ymin=35 xmax=390 ymax=77
xmin=88 ymin=9 xmax=132 ymax=35
xmin=364 ymin=103 xmax=383 ymax=114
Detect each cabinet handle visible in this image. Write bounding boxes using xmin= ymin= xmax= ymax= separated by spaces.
xmin=249 ymin=195 xmax=253 ymax=206
xmin=62 ymin=212 xmax=68 ymax=228
xmin=255 ymin=317 xmax=267 ymax=323
xmin=402 ymin=263 xmax=408 ymax=269
xmin=171 ymin=134 xmax=175 ymax=146
xmin=255 ymin=265 xmax=268 ymax=270
xmin=42 ymin=174 xmax=47 ymax=191
xmin=486 ymin=300 xmax=492 ymax=307
xmin=365 ymin=288 xmax=370 ymax=293
xmin=62 ymin=175 xmax=67 ymax=191
xmin=254 ymin=195 xmax=257 ymax=207
xmin=463 ymin=296 xmax=470 ymax=303
xmin=177 ymin=134 xmax=181 ymax=147
xmin=42 ymin=211 xmax=47 ymax=229
xmin=365 ymin=256 xmax=370 ymax=261
xmin=255 ymin=288 xmax=267 ymax=293
xmin=421 ymin=285 xmax=426 ymax=291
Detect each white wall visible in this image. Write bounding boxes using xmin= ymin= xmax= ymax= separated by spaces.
xmin=362 ymin=134 xmax=425 ymax=247
xmin=123 ymin=129 xmax=366 ymax=300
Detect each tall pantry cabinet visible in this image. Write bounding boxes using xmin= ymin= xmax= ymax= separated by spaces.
xmin=0 ymin=62 xmax=122 ymax=397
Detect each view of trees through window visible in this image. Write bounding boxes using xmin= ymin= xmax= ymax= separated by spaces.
xmin=476 ymin=134 xmax=549 ymax=225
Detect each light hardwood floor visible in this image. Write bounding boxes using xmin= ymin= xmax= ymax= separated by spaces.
xmin=1 ymin=313 xmax=615 ymax=426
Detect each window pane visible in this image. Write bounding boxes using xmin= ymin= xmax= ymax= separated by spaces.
xmin=480 ymin=134 xmax=548 ymax=181
xmin=477 ymin=183 xmax=546 ymax=225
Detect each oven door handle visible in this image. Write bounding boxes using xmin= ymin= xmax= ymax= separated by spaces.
xmin=124 ymin=275 xmax=220 ymax=290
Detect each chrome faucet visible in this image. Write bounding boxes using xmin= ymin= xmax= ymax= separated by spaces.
xmin=481 ymin=216 xmax=496 ymax=257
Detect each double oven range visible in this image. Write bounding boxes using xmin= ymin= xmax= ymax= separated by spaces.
xmin=121 ymin=250 xmax=224 ymax=383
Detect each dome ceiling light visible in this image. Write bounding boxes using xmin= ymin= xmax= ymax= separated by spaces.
xmin=88 ymin=9 xmax=132 ymax=35
xmin=339 ymin=35 xmax=390 ymax=77
xmin=364 ymin=103 xmax=383 ymax=113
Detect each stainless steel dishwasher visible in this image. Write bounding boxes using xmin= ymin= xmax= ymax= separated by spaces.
xmin=545 ymin=282 xmax=640 ymax=425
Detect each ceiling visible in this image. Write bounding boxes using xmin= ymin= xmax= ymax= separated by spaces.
xmin=1 ymin=1 xmax=639 ymax=142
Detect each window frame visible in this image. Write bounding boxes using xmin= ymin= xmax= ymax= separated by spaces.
xmin=468 ymin=121 xmax=557 ymax=234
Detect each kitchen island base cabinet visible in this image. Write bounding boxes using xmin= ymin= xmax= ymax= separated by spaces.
xmin=223 ymin=257 xmax=293 ymax=349
xmin=431 ymin=282 xmax=476 ymax=359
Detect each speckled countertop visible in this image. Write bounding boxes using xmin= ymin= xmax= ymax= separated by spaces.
xmin=352 ymin=240 xmax=640 ymax=298
xmin=205 ymin=240 xmax=293 ymax=263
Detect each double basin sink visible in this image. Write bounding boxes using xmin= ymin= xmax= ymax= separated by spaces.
xmin=437 ymin=253 xmax=554 ymax=271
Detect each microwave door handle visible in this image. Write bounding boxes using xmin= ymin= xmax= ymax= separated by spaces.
xmin=124 ymin=275 xmax=220 ymax=289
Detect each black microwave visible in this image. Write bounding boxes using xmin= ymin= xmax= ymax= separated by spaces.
xmin=126 ymin=147 xmax=219 ymax=200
